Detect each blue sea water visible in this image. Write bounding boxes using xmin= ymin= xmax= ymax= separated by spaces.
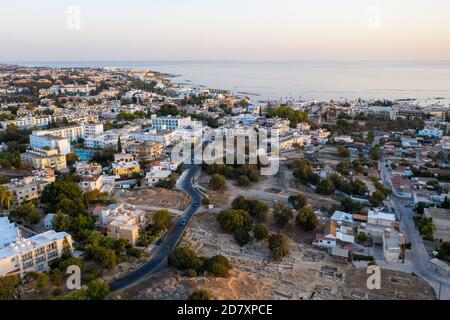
xmin=17 ymin=60 xmax=450 ymax=103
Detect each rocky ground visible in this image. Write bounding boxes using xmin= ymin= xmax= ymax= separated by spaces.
xmin=115 ymin=211 xmax=436 ymax=300
xmin=113 ymin=188 xmax=190 ymax=211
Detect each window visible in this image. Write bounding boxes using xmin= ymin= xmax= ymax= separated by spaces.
xmin=36 ymin=264 xmax=45 ymax=272
xmin=22 ymin=252 xmax=33 ymax=261
xmin=35 ymin=247 xmax=45 ymax=256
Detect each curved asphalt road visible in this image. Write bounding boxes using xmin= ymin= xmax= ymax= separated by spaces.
xmin=109 ymin=163 xmax=202 ymax=293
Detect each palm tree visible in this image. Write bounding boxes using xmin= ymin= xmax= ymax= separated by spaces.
xmin=0 ymin=186 xmax=14 ymax=210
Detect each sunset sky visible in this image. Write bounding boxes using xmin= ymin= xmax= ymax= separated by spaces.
xmin=1 ymin=0 xmax=450 ymax=61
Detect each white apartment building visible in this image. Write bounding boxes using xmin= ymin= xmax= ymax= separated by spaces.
xmin=83 ymin=123 xmax=104 ymax=137
xmin=60 ymin=83 xmax=97 ymax=95
xmin=51 ymin=114 xmax=99 ymax=125
xmin=84 ymin=129 xmax=132 ymax=149
xmin=20 ymin=148 xmax=67 ymax=171
xmin=32 ymin=123 xmax=104 ymax=143
xmin=151 ymin=115 xmax=191 ymax=131
xmin=0 ymin=217 xmax=21 ymax=249
xmin=0 ymin=230 xmax=73 ymax=277
xmin=0 ymin=116 xmax=51 ymax=130
xmin=29 ymin=134 xmax=71 ymax=156
xmin=334 ymin=135 xmax=354 ymax=144
xmin=134 ymin=130 xmax=175 ymax=146
xmin=144 ymin=162 xmax=172 ymax=186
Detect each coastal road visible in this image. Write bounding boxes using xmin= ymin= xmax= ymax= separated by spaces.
xmin=108 ymin=163 xmax=202 ymax=293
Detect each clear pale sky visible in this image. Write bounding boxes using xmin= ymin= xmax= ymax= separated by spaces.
xmin=1 ymin=0 xmax=450 ymax=61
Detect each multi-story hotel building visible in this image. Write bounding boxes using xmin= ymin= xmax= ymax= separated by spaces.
xmin=0 ymin=230 xmax=73 ymax=277
xmin=20 ymin=148 xmax=67 ymax=171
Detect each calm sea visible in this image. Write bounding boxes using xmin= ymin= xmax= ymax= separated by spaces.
xmin=18 ymin=60 xmax=450 ymax=104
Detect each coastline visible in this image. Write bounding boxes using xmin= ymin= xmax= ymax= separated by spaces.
xmin=3 ymin=61 xmax=450 ymax=104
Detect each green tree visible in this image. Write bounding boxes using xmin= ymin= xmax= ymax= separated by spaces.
xmin=233 ymin=228 xmax=250 ymax=246
xmin=231 ymin=197 xmax=268 ymax=222
xmin=237 ymin=175 xmax=251 ymax=187
xmin=267 ymin=106 xmax=308 ymax=127
xmin=288 ymin=194 xmax=308 ymax=210
xmin=189 ymin=289 xmax=212 ymax=300
xmin=316 ymin=179 xmax=335 ymax=195
xmin=253 ymin=224 xmax=269 ymax=241
xmin=369 ymin=146 xmax=381 ymax=161
xmin=416 ymin=202 xmax=426 ymax=215
xmin=11 ymin=203 xmax=40 ymax=224
xmin=117 ymin=136 xmax=122 ymax=153
xmin=367 ymin=130 xmax=375 ymax=144
xmin=217 ymin=209 xmax=252 ymax=232
xmin=340 ymin=197 xmax=364 ymax=214
xmin=292 ymin=159 xmax=319 ymax=185
xmin=0 ymin=186 xmax=14 ymax=210
xmin=168 ymin=246 xmax=202 ymax=271
xmin=268 ymin=233 xmax=290 ymax=261
xmin=50 ymin=268 xmax=63 ymax=286
xmin=369 ymin=190 xmax=387 ymax=207
xmin=95 ymin=247 xmax=117 ymax=269
xmin=204 ymin=255 xmax=232 ymax=278
xmin=336 ymin=161 xmax=351 ymax=176
xmin=0 ymin=275 xmax=20 ymax=300
xmin=152 ymin=209 xmax=173 ymax=231
xmin=351 ymin=179 xmax=369 ymax=196
xmin=87 ymin=280 xmax=110 ymax=300
xmin=126 ymin=247 xmax=142 ymax=258
xmin=337 ymin=146 xmax=350 ymax=158
xmin=273 ymin=203 xmax=293 ymax=227
xmin=418 ymin=217 xmax=435 ymax=241
xmin=156 ymin=104 xmax=181 ymax=116
xmin=437 ymin=242 xmax=450 ymax=262
xmin=210 ymin=173 xmax=227 ymax=191
xmin=295 ymin=206 xmax=318 ymax=231
xmin=357 ymin=233 xmax=368 ymax=243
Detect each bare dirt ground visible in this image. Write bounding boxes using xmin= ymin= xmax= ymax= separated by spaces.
xmin=112 ymin=188 xmax=190 ymax=211
xmin=115 ymin=211 xmax=435 ymax=300
xmin=344 ymin=269 xmax=436 ymax=300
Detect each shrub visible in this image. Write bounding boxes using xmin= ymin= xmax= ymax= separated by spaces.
xmin=217 ymin=209 xmax=252 ymax=232
xmin=168 ymin=246 xmax=202 ymax=270
xmin=268 ymin=233 xmax=290 ymax=261
xmin=253 ymin=224 xmax=269 ymax=241
xmin=204 ymin=255 xmax=232 ymax=278
xmin=273 ymin=203 xmax=293 ymax=227
xmin=182 ymin=269 xmax=198 ymax=277
xmin=87 ymin=280 xmax=110 ymax=300
xmin=126 ymin=248 xmax=142 ymax=258
xmin=288 ymin=194 xmax=307 ymax=210
xmin=189 ymin=289 xmax=213 ymax=300
xmin=356 ymin=233 xmax=368 ymax=243
xmin=210 ymin=173 xmax=227 ymax=191
xmin=295 ymin=206 xmax=318 ymax=231
xmin=237 ymin=175 xmax=251 ymax=187
xmin=233 ymin=228 xmax=250 ymax=246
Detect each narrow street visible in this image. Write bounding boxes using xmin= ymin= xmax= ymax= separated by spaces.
xmin=380 ymin=149 xmax=450 ymax=299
